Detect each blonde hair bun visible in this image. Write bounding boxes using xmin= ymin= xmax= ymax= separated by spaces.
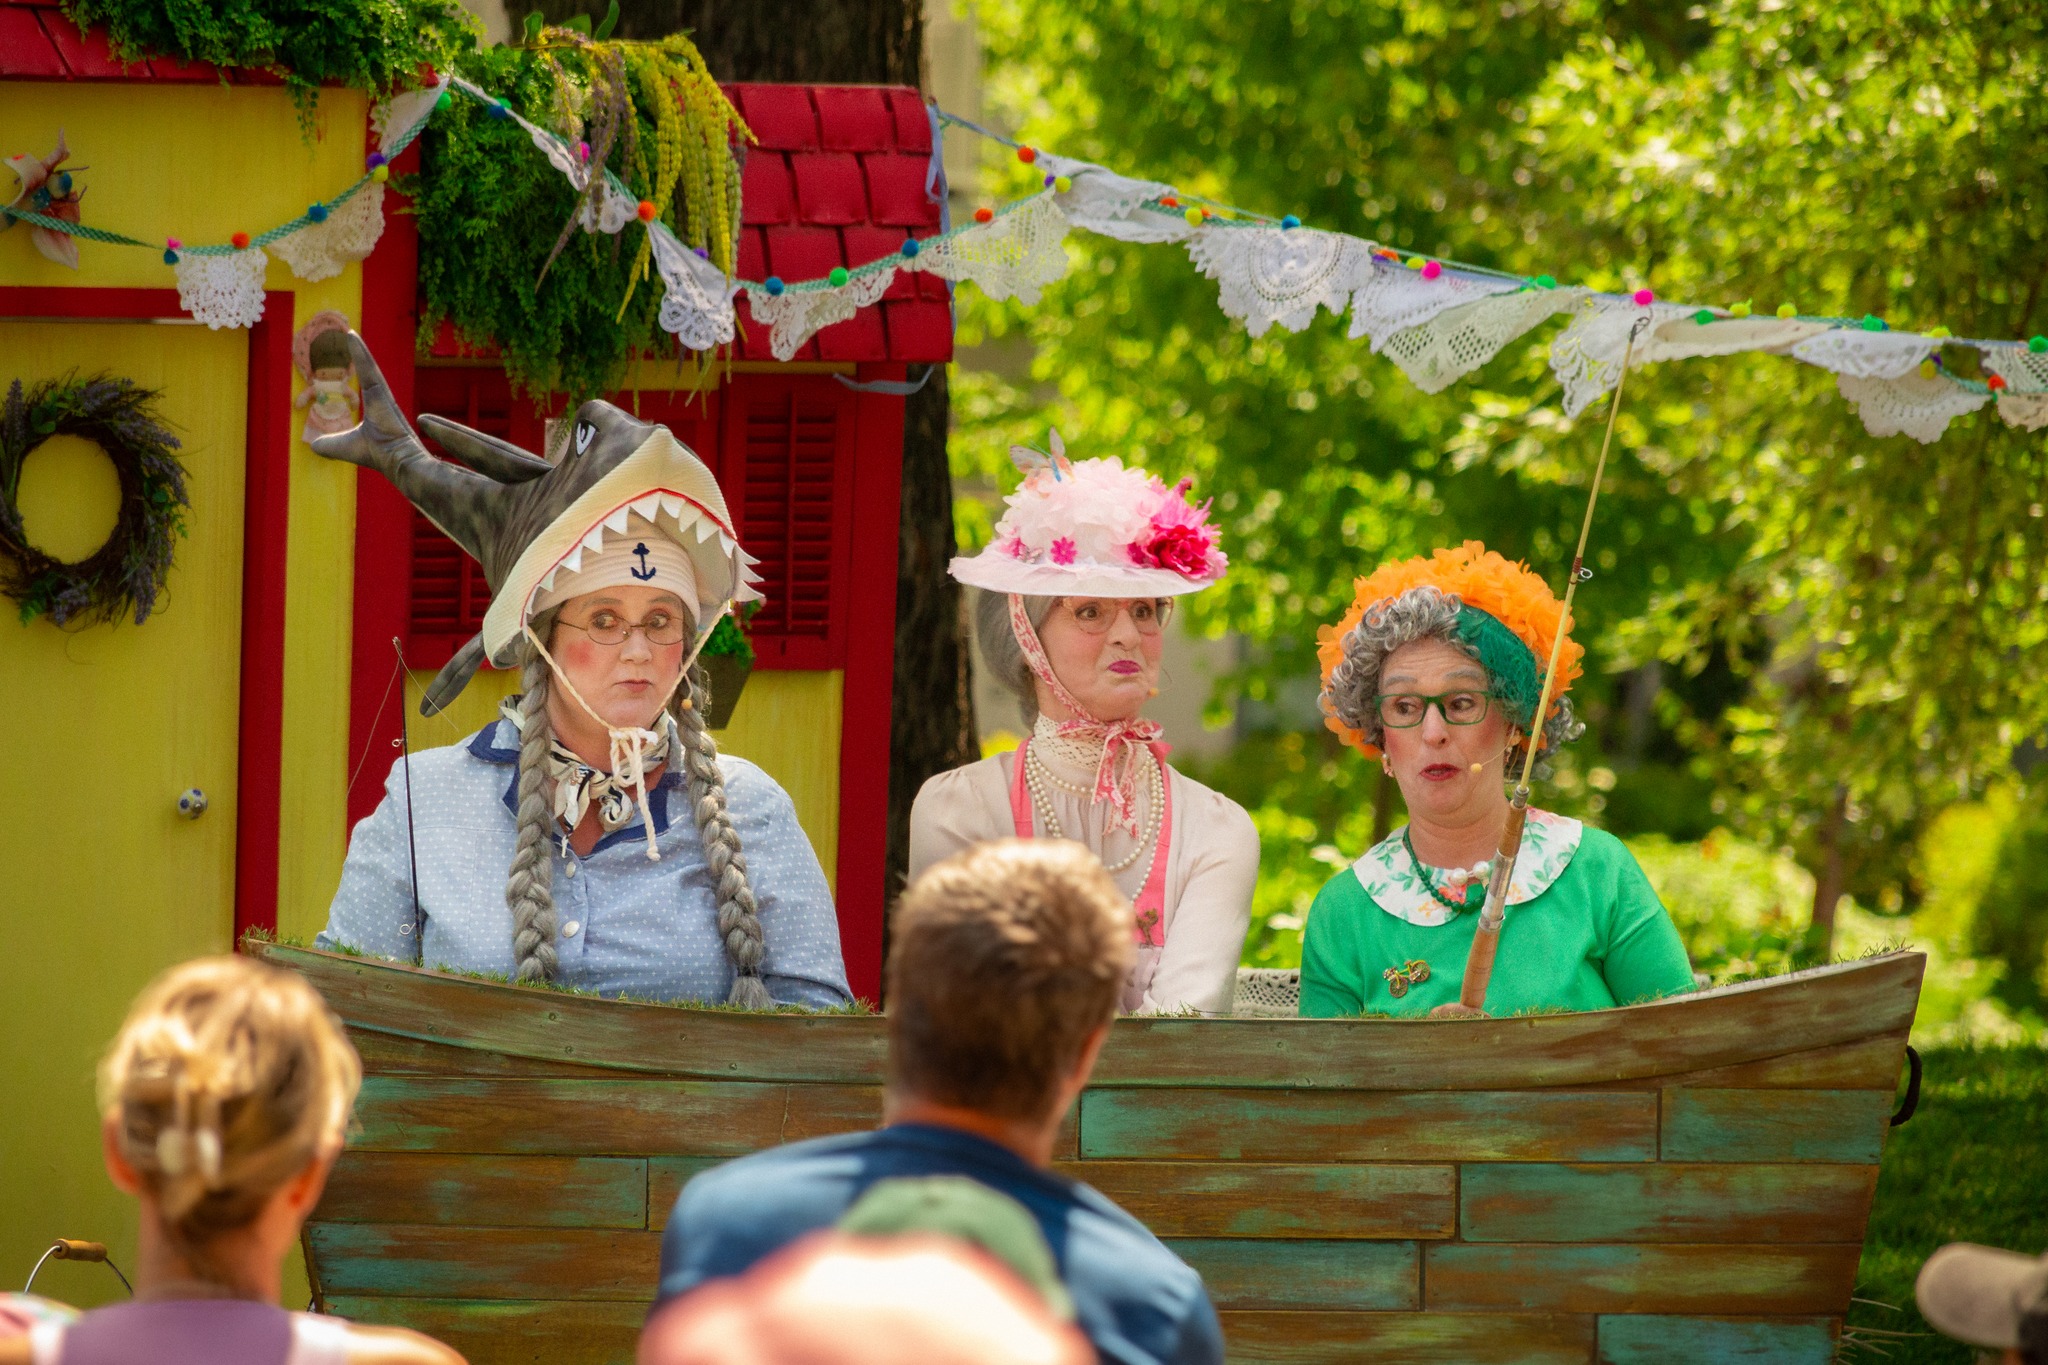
xmin=99 ymin=956 xmax=362 ymax=1268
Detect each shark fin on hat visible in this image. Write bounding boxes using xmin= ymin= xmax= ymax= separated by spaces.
xmin=306 ymin=332 xmax=758 ymax=711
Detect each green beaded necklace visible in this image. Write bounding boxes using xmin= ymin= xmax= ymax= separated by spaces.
xmin=1403 ymin=827 xmax=1489 ymax=916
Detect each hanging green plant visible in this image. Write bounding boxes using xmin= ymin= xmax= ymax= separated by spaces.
xmin=408 ymin=30 xmax=749 ymax=405
xmin=59 ymin=0 xmax=472 ymax=122
xmin=0 ymin=375 xmax=191 ymax=627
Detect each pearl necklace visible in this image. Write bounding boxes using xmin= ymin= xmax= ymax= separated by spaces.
xmin=1023 ymin=742 xmax=1164 ymax=874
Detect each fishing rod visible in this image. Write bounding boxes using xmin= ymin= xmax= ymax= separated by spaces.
xmin=1454 ymin=314 xmax=1650 ymax=1014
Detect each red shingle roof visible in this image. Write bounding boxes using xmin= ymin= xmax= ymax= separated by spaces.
xmin=0 ymin=0 xmax=279 ymax=82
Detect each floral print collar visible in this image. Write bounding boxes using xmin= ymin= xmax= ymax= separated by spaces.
xmin=1351 ymin=809 xmax=1584 ymax=927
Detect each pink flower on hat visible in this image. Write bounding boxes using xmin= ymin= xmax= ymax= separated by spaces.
xmin=1050 ymin=536 xmax=1077 ymax=565
xmin=1126 ymin=478 xmax=1226 ymax=580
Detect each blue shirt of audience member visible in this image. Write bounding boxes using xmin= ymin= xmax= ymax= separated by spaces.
xmin=656 ymin=1122 xmax=1224 ymax=1365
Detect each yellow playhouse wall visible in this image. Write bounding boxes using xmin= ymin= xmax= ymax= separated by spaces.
xmin=0 ymin=80 xmax=365 ymax=1306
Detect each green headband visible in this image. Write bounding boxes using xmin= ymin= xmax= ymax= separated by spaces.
xmin=1452 ymin=605 xmax=1542 ymax=730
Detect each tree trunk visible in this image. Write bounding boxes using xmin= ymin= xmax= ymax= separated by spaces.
xmin=1809 ymin=783 xmax=1849 ymax=960
xmin=533 ymin=0 xmax=972 ymax=969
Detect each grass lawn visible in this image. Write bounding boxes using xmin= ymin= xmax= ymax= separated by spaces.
xmin=1844 ymin=1046 xmax=2048 ymax=1362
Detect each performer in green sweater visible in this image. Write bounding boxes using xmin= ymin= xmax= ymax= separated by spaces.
xmin=1299 ymin=542 xmax=1696 ymax=1018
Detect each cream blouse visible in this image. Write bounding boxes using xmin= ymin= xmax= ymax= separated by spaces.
xmin=908 ymin=739 xmax=1258 ymax=1015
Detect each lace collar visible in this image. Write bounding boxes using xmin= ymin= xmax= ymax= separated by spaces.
xmin=1350 ymin=809 xmax=1584 ymax=927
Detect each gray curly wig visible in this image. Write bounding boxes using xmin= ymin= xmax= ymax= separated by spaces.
xmin=1319 ymin=585 xmax=1583 ymax=762
xmin=503 ymin=611 xmax=772 ymax=1007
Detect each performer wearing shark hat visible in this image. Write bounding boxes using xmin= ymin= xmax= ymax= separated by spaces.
xmin=909 ymin=432 xmax=1258 ymax=1015
xmin=314 ymin=334 xmax=850 ymax=1009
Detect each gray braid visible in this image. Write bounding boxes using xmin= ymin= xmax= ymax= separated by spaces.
xmin=670 ymin=665 xmax=773 ymax=1008
xmin=505 ymin=656 xmax=559 ymax=983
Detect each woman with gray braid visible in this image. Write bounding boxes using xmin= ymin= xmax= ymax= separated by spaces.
xmin=311 ymin=339 xmax=848 ymax=1008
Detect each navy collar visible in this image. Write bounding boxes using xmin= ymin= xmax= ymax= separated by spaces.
xmin=470 ymin=717 xmax=684 ymax=854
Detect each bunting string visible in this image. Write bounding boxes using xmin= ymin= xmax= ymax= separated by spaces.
xmin=9 ymin=75 xmax=2046 ymax=445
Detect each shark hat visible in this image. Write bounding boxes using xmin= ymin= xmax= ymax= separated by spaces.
xmin=311 ymin=331 xmax=761 ymax=716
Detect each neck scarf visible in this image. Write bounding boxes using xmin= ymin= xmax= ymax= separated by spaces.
xmin=1009 ymin=592 xmax=1166 ymax=834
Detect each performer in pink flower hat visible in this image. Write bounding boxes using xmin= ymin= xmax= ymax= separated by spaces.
xmin=909 ymin=431 xmax=1257 ymax=1015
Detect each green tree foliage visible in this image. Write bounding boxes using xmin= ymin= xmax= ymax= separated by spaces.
xmin=961 ymin=0 xmax=2048 ymax=940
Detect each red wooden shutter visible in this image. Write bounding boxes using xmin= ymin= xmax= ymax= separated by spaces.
xmin=726 ymin=376 xmax=854 ymax=669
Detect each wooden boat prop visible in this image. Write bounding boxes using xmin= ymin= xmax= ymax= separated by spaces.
xmin=258 ymin=942 xmax=1926 ymax=1365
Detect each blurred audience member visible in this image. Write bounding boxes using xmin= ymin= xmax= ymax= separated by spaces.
xmin=656 ymin=840 xmax=1222 ymax=1365
xmin=1917 ymin=1243 xmax=2048 ymax=1365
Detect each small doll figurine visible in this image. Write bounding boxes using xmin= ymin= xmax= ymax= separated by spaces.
xmin=4 ymin=130 xmax=87 ymax=269
xmin=292 ymin=315 xmax=361 ymax=442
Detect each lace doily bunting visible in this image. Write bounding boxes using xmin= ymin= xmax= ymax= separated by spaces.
xmin=1379 ymin=286 xmax=1587 ymax=393
xmin=745 ymin=267 xmax=895 ymax=361
xmin=1789 ymin=327 xmax=1937 ymax=380
xmin=1347 ymin=258 xmax=1522 ymax=350
xmin=649 ymin=223 xmax=737 ymax=352
xmin=1548 ymin=298 xmax=1695 ymax=417
xmin=175 ymin=248 xmax=269 ymax=329
xmin=906 ymin=194 xmax=1071 ymax=304
xmin=1836 ymin=371 xmax=1987 ymax=443
xmin=1035 ymin=153 xmax=1190 ymax=244
xmin=271 ymin=182 xmax=386 ymax=283
xmin=1637 ymin=314 xmax=1827 ymax=363
xmin=371 ymin=74 xmax=449 ymax=154
xmin=1979 ymin=347 xmax=2048 ymax=391
xmin=1187 ymin=226 xmax=1374 ymax=337
xmin=1996 ymin=392 xmax=2048 ymax=430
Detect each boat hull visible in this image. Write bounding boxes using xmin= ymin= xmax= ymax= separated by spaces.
xmin=262 ymin=944 xmax=1925 ymax=1365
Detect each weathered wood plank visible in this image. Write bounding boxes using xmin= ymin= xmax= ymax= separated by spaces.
xmin=1056 ymin=1162 xmax=1456 ymax=1239
xmin=1424 ymin=1244 xmax=1864 ymax=1314
xmin=1459 ymin=1164 xmax=1879 ymax=1244
xmin=1164 ymin=1240 xmax=1418 ymax=1311
xmin=1660 ymin=1090 xmax=1891 ymax=1163
xmin=323 ymin=1297 xmax=639 ymax=1365
xmin=1618 ymin=1033 xmax=1907 ymax=1091
xmin=1597 ymin=1314 xmax=1837 ymax=1364
xmin=263 ymin=943 xmax=1926 ymax=1093
xmin=348 ymin=1028 xmax=627 ymax=1079
xmin=1080 ymin=1089 xmax=1658 ymax=1162
xmin=1217 ymin=1312 xmax=1596 ymax=1365
xmin=318 ymin=1153 xmax=648 ymax=1228
xmin=310 ymin=1224 xmax=661 ymax=1300
xmin=349 ymin=1078 xmax=880 ymax=1156
xmin=646 ymin=1157 xmax=730 ymax=1221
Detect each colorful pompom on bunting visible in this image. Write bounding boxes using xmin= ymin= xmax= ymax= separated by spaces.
xmin=1183 ymin=206 xmax=1204 ymax=226
xmin=1159 ymin=195 xmax=1179 ymax=208
xmin=636 ymin=200 xmax=657 ymax=222
xmin=1777 ymin=303 xmax=1798 ymax=318
xmin=366 ymin=152 xmax=388 ymax=170
xmin=764 ymin=276 xmax=785 ymax=296
xmin=1928 ymin=326 xmax=1952 ymax=339
xmin=827 ymin=266 xmax=850 ymax=287
xmin=973 ymin=206 xmax=994 ymax=224
xmin=1421 ymin=260 xmax=1443 ymax=279
xmin=1405 ymin=256 xmax=1425 ymax=270
xmin=487 ymin=102 xmax=512 ymax=120
xmin=2031 ymin=335 xmax=2048 ymax=353
xmin=1632 ymin=288 xmax=1655 ymax=306
xmin=435 ymin=90 xmax=452 ymax=110
xmin=900 ymin=237 xmax=921 ymax=258
xmin=1988 ymin=373 xmax=2009 ymax=391
xmin=1280 ymin=214 xmax=1300 ymax=229
xmin=1861 ymin=314 xmax=1887 ymax=332
xmin=231 ymin=231 xmax=251 ymax=250
xmin=1017 ymin=146 xmax=1037 ymax=164
xmin=1053 ymin=175 xmax=1072 ymax=192
xmin=1534 ymin=274 xmax=1556 ymax=289
xmin=1918 ymin=359 xmax=1938 ymax=379
xmin=370 ymin=165 xmax=390 ymax=183
xmin=308 ymin=203 xmax=329 ymax=223
xmin=1694 ymin=309 xmax=1714 ymax=324
xmin=162 ymin=248 xmax=178 ymax=265
xmin=1730 ymin=301 xmax=1752 ymax=318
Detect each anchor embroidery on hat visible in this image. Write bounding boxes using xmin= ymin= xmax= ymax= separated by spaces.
xmin=630 ymin=542 xmax=657 ymax=581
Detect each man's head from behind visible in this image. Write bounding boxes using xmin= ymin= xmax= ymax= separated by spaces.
xmin=887 ymin=840 xmax=1135 ymax=1125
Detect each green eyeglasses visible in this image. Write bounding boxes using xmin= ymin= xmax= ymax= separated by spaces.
xmin=1376 ymin=691 xmax=1492 ymax=728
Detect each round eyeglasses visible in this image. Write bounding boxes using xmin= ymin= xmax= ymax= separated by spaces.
xmin=557 ymin=608 xmax=690 ymax=647
xmin=1375 ymin=691 xmax=1492 ymax=728
xmin=1058 ymin=597 xmax=1175 ymax=636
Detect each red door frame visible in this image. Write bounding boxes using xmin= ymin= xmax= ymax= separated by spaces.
xmin=0 ymin=284 xmax=295 ymax=946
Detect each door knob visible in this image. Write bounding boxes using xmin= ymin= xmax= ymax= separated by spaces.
xmin=176 ymin=788 xmax=208 ymax=820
